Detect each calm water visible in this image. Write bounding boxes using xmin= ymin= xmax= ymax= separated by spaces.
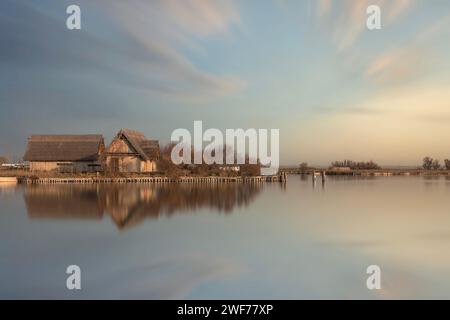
xmin=1 ymin=176 xmax=450 ymax=299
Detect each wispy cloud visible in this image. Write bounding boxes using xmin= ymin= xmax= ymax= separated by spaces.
xmin=365 ymin=47 xmax=424 ymax=84
xmin=364 ymin=11 xmax=450 ymax=85
xmin=159 ymin=0 xmax=241 ymax=37
xmin=1 ymin=0 xmax=245 ymax=102
xmin=386 ymin=0 xmax=415 ymax=23
xmin=332 ymin=0 xmax=368 ymax=51
xmin=316 ymin=0 xmax=332 ymax=18
xmin=416 ymin=12 xmax=450 ymax=42
xmin=103 ymin=0 xmax=245 ymax=101
xmin=315 ymin=105 xmax=384 ymax=116
xmin=105 ymin=0 xmax=241 ymax=49
xmin=317 ymin=0 xmax=415 ymax=51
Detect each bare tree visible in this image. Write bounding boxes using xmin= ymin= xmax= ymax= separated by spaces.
xmin=299 ymin=162 xmax=309 ymax=172
xmin=445 ymin=159 xmax=450 ymax=170
xmin=432 ymin=159 xmax=441 ymax=170
xmin=423 ymin=157 xmax=433 ymax=170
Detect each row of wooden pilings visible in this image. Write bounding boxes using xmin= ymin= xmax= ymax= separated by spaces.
xmin=17 ymin=174 xmax=287 ymax=184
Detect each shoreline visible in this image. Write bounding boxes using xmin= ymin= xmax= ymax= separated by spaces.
xmin=12 ymin=175 xmax=285 ymax=184
xmin=281 ymin=168 xmax=450 ymax=176
xmin=1 ymin=169 xmax=450 ymax=185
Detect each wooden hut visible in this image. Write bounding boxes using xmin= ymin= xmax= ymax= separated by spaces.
xmin=23 ymin=134 xmax=105 ymax=173
xmin=104 ymin=129 xmax=160 ymax=174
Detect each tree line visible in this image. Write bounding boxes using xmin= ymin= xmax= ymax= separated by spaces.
xmin=299 ymin=158 xmax=450 ymax=171
xmin=0 ymin=156 xmax=9 ymax=165
xmin=157 ymin=143 xmax=261 ymax=177
xmin=298 ymin=160 xmax=381 ymax=171
xmin=422 ymin=157 xmax=450 ymax=170
xmin=330 ymin=160 xmax=381 ymax=170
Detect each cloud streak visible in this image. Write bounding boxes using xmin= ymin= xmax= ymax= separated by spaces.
xmin=0 ymin=0 xmax=245 ymax=102
xmin=365 ymin=48 xmax=424 ymax=84
xmin=364 ymin=11 xmax=450 ymax=85
xmin=317 ymin=0 xmax=415 ymax=51
xmin=316 ymin=0 xmax=332 ymax=18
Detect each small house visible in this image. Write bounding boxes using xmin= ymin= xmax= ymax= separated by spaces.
xmin=218 ymin=165 xmax=241 ymax=172
xmin=104 ymin=129 xmax=159 ymax=173
xmin=23 ymin=134 xmax=105 ymax=173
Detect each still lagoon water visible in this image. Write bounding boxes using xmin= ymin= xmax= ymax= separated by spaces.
xmin=1 ymin=175 xmax=450 ymax=299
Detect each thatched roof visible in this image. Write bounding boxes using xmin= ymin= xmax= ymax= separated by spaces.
xmin=139 ymin=139 xmax=160 ymax=160
xmin=23 ymin=135 xmax=104 ymax=162
xmin=109 ymin=129 xmax=160 ymax=161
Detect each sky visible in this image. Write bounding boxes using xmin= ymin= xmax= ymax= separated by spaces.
xmin=1 ymin=0 xmax=450 ymax=166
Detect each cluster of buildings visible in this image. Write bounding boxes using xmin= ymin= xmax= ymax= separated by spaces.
xmin=23 ymin=129 xmax=160 ymax=173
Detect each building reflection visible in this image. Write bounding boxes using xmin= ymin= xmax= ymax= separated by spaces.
xmin=23 ymin=183 xmax=263 ymax=230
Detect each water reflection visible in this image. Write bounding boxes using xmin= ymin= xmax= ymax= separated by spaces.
xmin=23 ymin=183 xmax=263 ymax=230
xmin=2 ymin=176 xmax=450 ymax=298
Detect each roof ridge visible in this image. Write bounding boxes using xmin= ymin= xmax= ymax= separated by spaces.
xmin=118 ymin=130 xmax=148 ymax=160
xmin=28 ymin=135 xmax=104 ymax=142
xmin=119 ymin=128 xmax=145 ymax=136
xmin=23 ymin=137 xmax=104 ymax=161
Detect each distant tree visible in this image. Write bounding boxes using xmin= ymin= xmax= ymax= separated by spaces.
xmin=157 ymin=143 xmax=185 ymax=177
xmin=445 ymin=159 xmax=450 ymax=170
xmin=423 ymin=157 xmax=433 ymax=170
xmin=432 ymin=159 xmax=441 ymax=170
xmin=157 ymin=143 xmax=262 ymax=177
xmin=364 ymin=160 xmax=381 ymax=170
xmin=160 ymin=143 xmax=177 ymax=158
xmin=0 ymin=156 xmax=8 ymax=165
xmin=299 ymin=162 xmax=309 ymax=172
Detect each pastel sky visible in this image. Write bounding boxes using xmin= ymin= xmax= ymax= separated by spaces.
xmin=1 ymin=0 xmax=450 ymax=165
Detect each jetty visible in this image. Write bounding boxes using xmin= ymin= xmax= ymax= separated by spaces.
xmin=16 ymin=175 xmax=286 ymax=184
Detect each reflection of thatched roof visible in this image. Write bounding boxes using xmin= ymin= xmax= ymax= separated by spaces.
xmin=22 ymin=183 xmax=262 ymax=230
xmin=23 ymin=135 xmax=104 ymax=161
xmin=104 ymin=184 xmax=262 ymax=229
xmin=24 ymin=185 xmax=104 ymax=219
xmin=107 ymin=129 xmax=159 ymax=161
